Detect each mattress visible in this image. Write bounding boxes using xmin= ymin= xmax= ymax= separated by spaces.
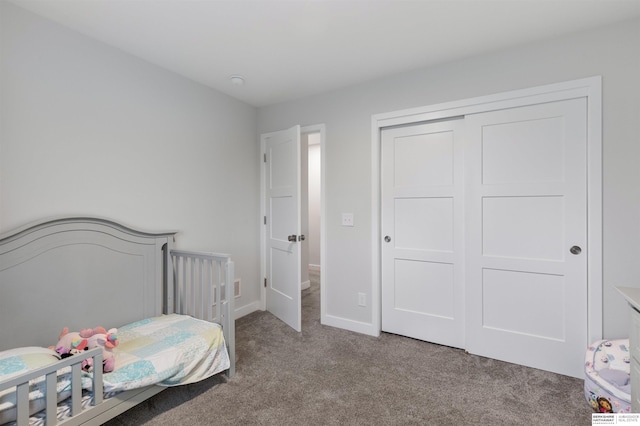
xmin=0 ymin=314 xmax=229 ymax=425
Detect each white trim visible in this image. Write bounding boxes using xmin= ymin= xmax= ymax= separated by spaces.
xmin=323 ymin=314 xmax=380 ymax=337
xmin=374 ymin=77 xmax=599 ymax=128
xmin=301 ymin=280 xmax=311 ymax=291
xmin=234 ymin=300 xmax=261 ymax=320
xmin=371 ymin=76 xmax=602 ymax=342
xmin=259 ymin=134 xmax=267 ymax=311
xmin=586 ymin=78 xmax=603 ymax=344
xmin=308 ymin=264 xmax=321 ymax=271
xmin=371 ymin=119 xmax=381 ymax=336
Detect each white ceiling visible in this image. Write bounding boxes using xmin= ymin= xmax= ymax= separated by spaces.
xmin=9 ymin=0 xmax=640 ymax=107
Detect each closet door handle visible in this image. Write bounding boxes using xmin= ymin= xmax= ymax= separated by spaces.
xmin=288 ymin=235 xmax=297 ymax=242
xmin=570 ymin=245 xmax=582 ymax=255
xmin=384 ymin=236 xmax=391 ymax=243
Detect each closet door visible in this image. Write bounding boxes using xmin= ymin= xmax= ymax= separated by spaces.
xmin=381 ymin=119 xmax=465 ymax=348
xmin=465 ymin=98 xmax=587 ymax=378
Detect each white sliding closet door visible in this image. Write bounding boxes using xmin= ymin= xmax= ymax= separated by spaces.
xmin=381 ymin=119 xmax=465 ymax=348
xmin=465 ymin=98 xmax=587 ymax=378
xmin=379 ymin=98 xmax=588 ymax=378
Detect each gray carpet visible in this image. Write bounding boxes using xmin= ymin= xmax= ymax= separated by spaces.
xmin=105 ymin=270 xmax=593 ymax=425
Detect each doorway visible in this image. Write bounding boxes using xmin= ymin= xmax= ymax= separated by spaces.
xmin=301 ymin=131 xmax=322 ymax=292
xmin=260 ymin=124 xmax=325 ymax=332
xmin=301 ymin=127 xmax=324 ymax=327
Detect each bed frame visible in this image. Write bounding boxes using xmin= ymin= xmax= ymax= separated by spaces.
xmin=0 ymin=217 xmax=235 ymax=425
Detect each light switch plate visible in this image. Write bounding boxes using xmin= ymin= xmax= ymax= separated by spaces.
xmin=342 ymin=213 xmax=354 ymax=227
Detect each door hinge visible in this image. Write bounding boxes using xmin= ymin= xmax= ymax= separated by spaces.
xmin=264 ymin=278 xmax=267 ymax=288
xmin=264 ymin=216 xmax=267 ymax=225
xmin=263 ymin=153 xmax=267 ymax=163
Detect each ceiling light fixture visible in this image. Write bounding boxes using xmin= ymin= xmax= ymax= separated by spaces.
xmin=230 ymin=75 xmax=245 ymax=86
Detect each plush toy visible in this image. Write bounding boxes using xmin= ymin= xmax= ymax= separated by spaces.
xmin=80 ymin=327 xmax=107 ymax=339
xmin=80 ymin=327 xmax=119 ymax=373
xmin=54 ymin=326 xmax=119 ymax=373
xmin=97 ymin=331 xmax=118 ymax=373
xmin=54 ymin=327 xmax=94 ymax=371
xmin=55 ymin=327 xmax=89 ymax=357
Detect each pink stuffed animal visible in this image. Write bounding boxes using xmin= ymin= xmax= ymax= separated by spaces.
xmin=81 ymin=327 xmax=119 ymax=373
xmin=55 ymin=327 xmax=88 ymax=356
xmin=80 ymin=327 xmax=107 ymax=339
xmin=54 ymin=326 xmax=119 ymax=373
xmin=54 ymin=327 xmax=94 ymax=371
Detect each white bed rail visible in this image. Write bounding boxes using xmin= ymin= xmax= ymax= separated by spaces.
xmin=169 ymin=249 xmax=235 ymax=378
xmin=0 ymin=347 xmax=103 ymax=426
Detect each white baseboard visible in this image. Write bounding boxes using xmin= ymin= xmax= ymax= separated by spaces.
xmin=301 ymin=280 xmax=310 ymax=291
xmin=322 ymin=314 xmax=380 ymax=337
xmin=234 ymin=301 xmax=261 ymax=320
xmin=308 ymin=264 xmax=320 ymax=272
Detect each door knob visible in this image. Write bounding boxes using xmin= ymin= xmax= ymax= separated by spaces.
xmin=288 ymin=235 xmax=297 ymax=242
xmin=570 ymin=245 xmax=582 ymax=255
xmin=384 ymin=236 xmax=391 ymax=243
xmin=298 ymin=235 xmax=306 ymax=242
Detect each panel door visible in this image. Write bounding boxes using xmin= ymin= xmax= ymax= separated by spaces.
xmin=465 ymin=98 xmax=587 ymax=378
xmin=381 ymin=119 xmax=465 ymax=348
xmin=263 ymin=125 xmax=302 ymax=332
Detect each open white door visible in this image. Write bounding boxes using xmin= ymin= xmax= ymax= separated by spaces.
xmin=262 ymin=126 xmax=302 ymax=332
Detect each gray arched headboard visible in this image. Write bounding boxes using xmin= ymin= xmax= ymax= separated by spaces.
xmin=0 ymin=217 xmax=175 ymax=351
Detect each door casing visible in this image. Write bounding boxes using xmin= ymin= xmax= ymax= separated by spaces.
xmin=371 ymin=76 xmax=603 ymax=344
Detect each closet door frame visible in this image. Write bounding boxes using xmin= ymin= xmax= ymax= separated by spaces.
xmin=370 ymin=76 xmax=602 ymax=344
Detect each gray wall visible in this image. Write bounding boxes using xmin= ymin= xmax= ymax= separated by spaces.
xmin=0 ymin=2 xmax=261 ymax=315
xmin=2 ymin=0 xmax=639 ymax=340
xmin=257 ymin=18 xmax=640 ymax=339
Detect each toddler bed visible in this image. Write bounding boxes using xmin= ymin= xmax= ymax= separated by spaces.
xmin=0 ymin=217 xmax=235 ymax=425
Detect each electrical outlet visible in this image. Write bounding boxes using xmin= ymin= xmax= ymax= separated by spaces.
xmin=358 ymin=292 xmax=366 ymax=307
xmin=342 ymin=213 xmax=354 ymax=227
